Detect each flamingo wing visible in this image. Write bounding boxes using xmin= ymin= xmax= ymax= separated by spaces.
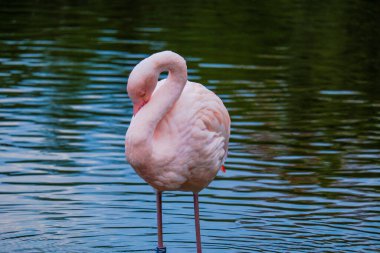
xmin=150 ymin=81 xmax=230 ymax=191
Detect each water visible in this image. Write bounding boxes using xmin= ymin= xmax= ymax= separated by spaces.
xmin=1 ymin=1 xmax=380 ymax=252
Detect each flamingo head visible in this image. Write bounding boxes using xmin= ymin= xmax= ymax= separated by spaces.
xmin=127 ymin=63 xmax=158 ymax=116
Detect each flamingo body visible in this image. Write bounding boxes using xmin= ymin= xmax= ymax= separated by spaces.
xmin=125 ymin=55 xmax=230 ymax=193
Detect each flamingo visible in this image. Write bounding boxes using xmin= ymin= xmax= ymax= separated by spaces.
xmin=125 ymin=51 xmax=230 ymax=253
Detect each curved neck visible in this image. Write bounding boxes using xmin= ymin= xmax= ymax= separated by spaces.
xmin=128 ymin=51 xmax=187 ymax=153
xmin=151 ymin=51 xmax=187 ymax=85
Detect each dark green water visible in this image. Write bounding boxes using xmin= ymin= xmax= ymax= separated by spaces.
xmin=1 ymin=1 xmax=380 ymax=252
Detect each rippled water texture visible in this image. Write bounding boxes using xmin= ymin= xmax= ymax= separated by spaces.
xmin=1 ymin=1 xmax=380 ymax=252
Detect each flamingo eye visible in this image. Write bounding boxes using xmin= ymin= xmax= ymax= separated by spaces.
xmin=138 ymin=90 xmax=146 ymax=98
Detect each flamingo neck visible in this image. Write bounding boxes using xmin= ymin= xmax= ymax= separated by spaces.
xmin=147 ymin=51 xmax=188 ymax=122
xmin=128 ymin=51 xmax=187 ymax=154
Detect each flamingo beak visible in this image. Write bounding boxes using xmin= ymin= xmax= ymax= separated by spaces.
xmin=133 ymin=100 xmax=147 ymax=116
xmin=133 ymin=105 xmax=139 ymax=116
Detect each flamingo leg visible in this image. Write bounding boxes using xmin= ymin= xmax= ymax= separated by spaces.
xmin=156 ymin=191 xmax=166 ymax=253
xmin=193 ymin=193 xmax=202 ymax=253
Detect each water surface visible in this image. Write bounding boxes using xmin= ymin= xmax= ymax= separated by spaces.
xmin=1 ymin=1 xmax=380 ymax=252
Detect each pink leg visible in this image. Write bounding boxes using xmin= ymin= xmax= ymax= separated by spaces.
xmin=193 ymin=193 xmax=202 ymax=253
xmin=156 ymin=191 xmax=166 ymax=252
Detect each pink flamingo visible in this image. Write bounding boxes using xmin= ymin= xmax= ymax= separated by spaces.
xmin=125 ymin=51 xmax=230 ymax=253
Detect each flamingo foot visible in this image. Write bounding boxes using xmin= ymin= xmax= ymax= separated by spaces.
xmin=155 ymin=246 xmax=167 ymax=253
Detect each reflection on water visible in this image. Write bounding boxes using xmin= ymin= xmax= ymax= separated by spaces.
xmin=1 ymin=1 xmax=380 ymax=252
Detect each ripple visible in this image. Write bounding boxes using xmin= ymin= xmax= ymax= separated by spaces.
xmin=1 ymin=1 xmax=380 ymax=252
xmin=319 ymin=90 xmax=361 ymax=95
